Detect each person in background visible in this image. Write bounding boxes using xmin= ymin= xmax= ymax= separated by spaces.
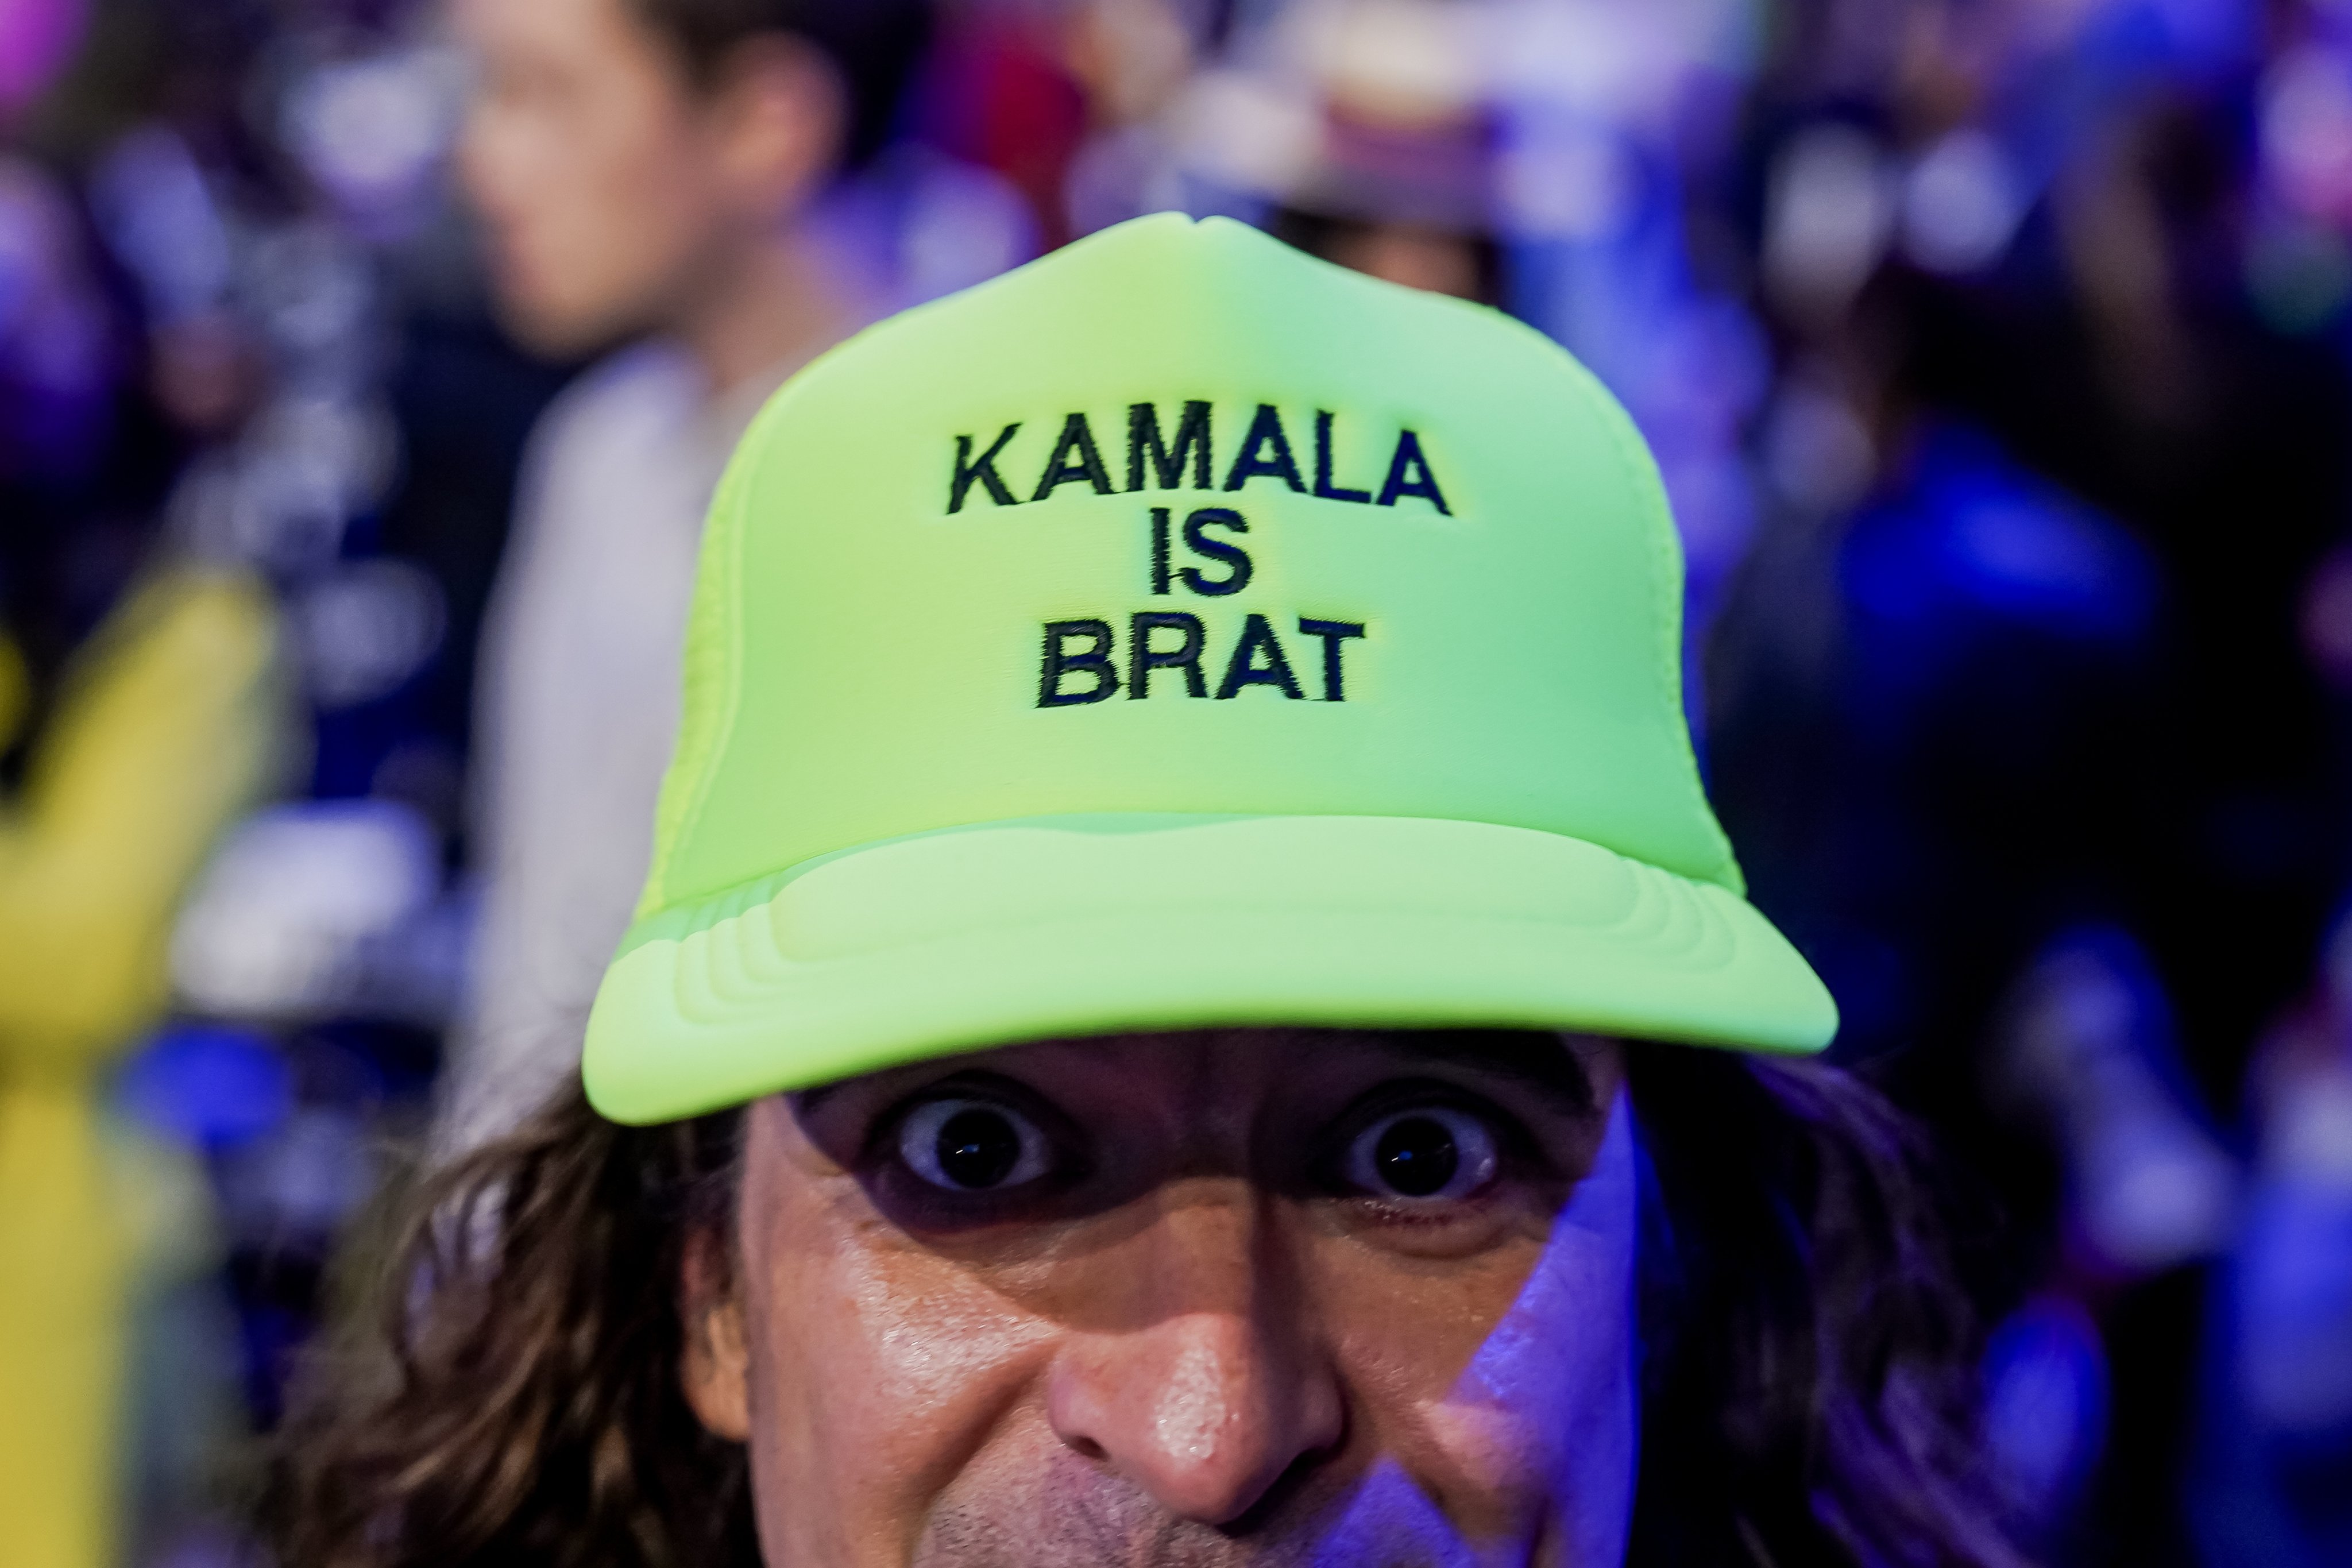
xmin=1263 ymin=99 xmax=1505 ymax=308
xmin=445 ymin=0 xmax=932 ymax=1148
xmin=2192 ymin=912 xmax=2352 ymax=1567
xmin=1709 ymin=1 xmax=2352 ymax=1557
xmin=1192 ymin=0 xmax=1508 ymax=304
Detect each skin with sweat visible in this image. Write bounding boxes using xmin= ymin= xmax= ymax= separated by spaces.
xmin=680 ymin=1028 xmax=1640 ymax=1567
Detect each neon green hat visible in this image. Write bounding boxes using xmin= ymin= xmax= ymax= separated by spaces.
xmin=583 ymin=213 xmax=1836 ymax=1124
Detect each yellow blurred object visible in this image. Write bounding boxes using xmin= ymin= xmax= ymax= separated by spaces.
xmin=0 ymin=632 xmax=32 ymax=752
xmin=0 ymin=570 xmax=281 ymax=1568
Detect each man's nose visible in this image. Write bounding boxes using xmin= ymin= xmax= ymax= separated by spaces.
xmin=1042 ymin=1191 xmax=1343 ymax=1525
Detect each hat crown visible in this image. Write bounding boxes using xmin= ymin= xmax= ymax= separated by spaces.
xmin=639 ymin=213 xmax=1737 ymax=922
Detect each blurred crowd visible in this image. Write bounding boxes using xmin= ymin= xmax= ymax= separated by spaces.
xmin=1 ymin=0 xmax=2350 ymax=1563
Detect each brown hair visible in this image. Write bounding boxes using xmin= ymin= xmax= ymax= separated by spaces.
xmin=272 ymin=1104 xmax=755 ymax=1567
xmin=1623 ymin=1049 xmax=2028 ymax=1567
xmin=272 ymin=1047 xmax=2028 ymax=1567
xmin=625 ymin=0 xmax=932 ymax=169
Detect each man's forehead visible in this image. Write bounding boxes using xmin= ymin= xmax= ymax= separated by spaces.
xmin=1368 ymin=1029 xmax=1603 ymax=1115
xmin=792 ymin=1026 xmax=1604 ymax=1118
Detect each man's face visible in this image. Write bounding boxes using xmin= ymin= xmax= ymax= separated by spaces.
xmin=452 ymin=0 xmax=741 ymax=355
xmin=686 ymin=1028 xmax=1641 ymax=1566
xmin=1323 ymin=222 xmax=1490 ymax=304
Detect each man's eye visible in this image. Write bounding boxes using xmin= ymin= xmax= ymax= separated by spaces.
xmin=897 ymin=1098 xmax=1056 ymax=1192
xmin=1342 ymin=1107 xmax=1500 ymax=1202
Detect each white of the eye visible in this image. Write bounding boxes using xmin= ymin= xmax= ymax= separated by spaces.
xmin=1343 ymin=1106 xmax=1500 ymax=1201
xmin=897 ymin=1097 xmax=1056 ymax=1191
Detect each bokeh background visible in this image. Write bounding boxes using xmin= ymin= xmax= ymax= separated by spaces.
xmin=2 ymin=0 xmax=2351 ymax=1562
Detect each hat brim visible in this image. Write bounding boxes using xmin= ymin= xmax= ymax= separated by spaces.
xmin=583 ymin=813 xmax=1837 ymax=1124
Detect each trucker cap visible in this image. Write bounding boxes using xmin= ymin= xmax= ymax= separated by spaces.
xmin=583 ymin=212 xmax=1836 ymax=1125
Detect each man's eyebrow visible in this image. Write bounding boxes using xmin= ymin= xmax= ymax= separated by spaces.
xmin=1374 ymin=1030 xmax=1598 ymax=1117
xmin=793 ymin=1032 xmax=1601 ymax=1120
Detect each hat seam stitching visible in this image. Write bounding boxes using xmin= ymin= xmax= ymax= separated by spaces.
xmin=1563 ymin=355 xmax=1743 ymax=896
xmin=647 ymin=412 xmax=759 ymax=914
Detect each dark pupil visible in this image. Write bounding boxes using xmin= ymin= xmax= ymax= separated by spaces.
xmin=937 ymin=1108 xmax=1022 ymax=1189
xmin=1375 ymin=1116 xmax=1459 ymax=1198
